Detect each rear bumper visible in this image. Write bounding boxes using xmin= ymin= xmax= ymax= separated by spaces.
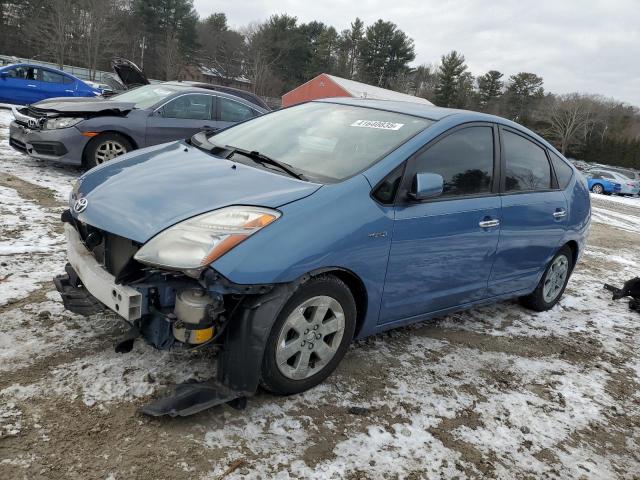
xmin=61 ymin=223 xmax=142 ymax=320
xmin=9 ymin=120 xmax=88 ymax=165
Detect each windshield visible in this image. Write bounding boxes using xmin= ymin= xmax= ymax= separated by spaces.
xmin=110 ymin=84 xmax=181 ymax=109
xmin=207 ymin=102 xmax=433 ymax=182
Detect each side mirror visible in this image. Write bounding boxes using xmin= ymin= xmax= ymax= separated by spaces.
xmin=0 ymin=71 xmax=7 ymax=79
xmin=409 ymin=172 xmax=444 ymax=201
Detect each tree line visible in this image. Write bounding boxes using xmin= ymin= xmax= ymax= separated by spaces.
xmin=0 ymin=0 xmax=638 ymax=168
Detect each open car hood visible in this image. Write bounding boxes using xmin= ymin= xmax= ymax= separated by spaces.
xmin=111 ymin=58 xmax=149 ymax=88
xmin=71 ymin=141 xmax=322 ymax=243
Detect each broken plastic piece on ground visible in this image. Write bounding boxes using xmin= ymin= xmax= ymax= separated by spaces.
xmin=604 ymin=277 xmax=640 ymax=313
xmin=139 ymin=380 xmax=247 ymax=417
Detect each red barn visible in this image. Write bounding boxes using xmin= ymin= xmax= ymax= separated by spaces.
xmin=282 ymin=73 xmax=434 ymax=107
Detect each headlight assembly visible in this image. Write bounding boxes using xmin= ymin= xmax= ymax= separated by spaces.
xmin=44 ymin=117 xmax=83 ymax=129
xmin=134 ymin=206 xmax=280 ymax=274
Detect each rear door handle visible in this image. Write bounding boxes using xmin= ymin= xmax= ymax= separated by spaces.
xmin=553 ymin=209 xmax=567 ymax=219
xmin=27 ymin=84 xmax=37 ymax=88
xmin=479 ymin=218 xmax=500 ymax=228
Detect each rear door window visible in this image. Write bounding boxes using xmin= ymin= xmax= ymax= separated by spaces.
xmin=413 ymin=126 xmax=494 ymax=198
xmin=219 ymin=97 xmax=257 ymax=122
xmin=41 ymin=70 xmax=66 ymax=83
xmin=503 ymin=130 xmax=551 ymax=192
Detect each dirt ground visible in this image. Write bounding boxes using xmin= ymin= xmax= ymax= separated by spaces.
xmin=0 ymin=109 xmax=639 ymax=479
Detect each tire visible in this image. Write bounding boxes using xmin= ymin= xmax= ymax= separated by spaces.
xmin=519 ymin=245 xmax=573 ymax=312
xmin=84 ymin=133 xmax=133 ymax=168
xmin=260 ymin=275 xmax=356 ymax=395
xmin=590 ymin=183 xmax=604 ymax=194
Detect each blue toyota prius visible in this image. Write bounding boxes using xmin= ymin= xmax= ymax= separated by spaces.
xmin=55 ymin=98 xmax=591 ymax=416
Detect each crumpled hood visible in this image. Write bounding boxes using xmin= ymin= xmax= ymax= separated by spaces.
xmin=30 ymin=97 xmax=135 ymax=115
xmin=71 ymin=141 xmax=322 ymax=243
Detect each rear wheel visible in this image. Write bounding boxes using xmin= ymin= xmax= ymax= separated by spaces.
xmin=84 ymin=133 xmax=132 ymax=168
xmin=520 ymin=246 xmax=573 ymax=312
xmin=260 ymin=275 xmax=356 ymax=395
xmin=591 ymin=183 xmax=604 ymax=194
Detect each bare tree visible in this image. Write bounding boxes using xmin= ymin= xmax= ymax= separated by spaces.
xmin=78 ymin=0 xmax=116 ymax=80
xmin=242 ymin=22 xmax=283 ymax=96
xmin=35 ymin=0 xmax=79 ymax=68
xmin=547 ymin=94 xmax=595 ymax=154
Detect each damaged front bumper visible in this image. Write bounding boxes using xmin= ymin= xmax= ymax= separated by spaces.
xmin=54 ymin=220 xmax=295 ymax=417
xmin=9 ymin=119 xmax=88 ymax=165
xmin=61 ymin=223 xmax=142 ymax=320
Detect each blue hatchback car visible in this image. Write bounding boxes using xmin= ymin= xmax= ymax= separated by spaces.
xmin=55 ymin=98 xmax=591 ymax=416
xmin=0 ymin=63 xmax=101 ymax=105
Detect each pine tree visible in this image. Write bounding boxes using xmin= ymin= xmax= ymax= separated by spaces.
xmin=435 ymin=51 xmax=468 ymax=107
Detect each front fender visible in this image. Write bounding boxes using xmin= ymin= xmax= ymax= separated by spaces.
xmin=211 ymin=174 xmax=393 ymax=330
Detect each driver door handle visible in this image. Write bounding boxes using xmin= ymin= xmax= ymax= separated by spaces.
xmin=479 ymin=218 xmax=500 ymax=228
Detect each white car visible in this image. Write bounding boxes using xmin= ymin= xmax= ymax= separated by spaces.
xmin=586 ymin=169 xmax=640 ymax=196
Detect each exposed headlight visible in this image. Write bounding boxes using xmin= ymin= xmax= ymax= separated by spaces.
xmin=44 ymin=117 xmax=83 ymax=129
xmin=134 ymin=206 xmax=280 ymax=274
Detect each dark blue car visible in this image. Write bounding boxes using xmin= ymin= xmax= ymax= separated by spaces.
xmin=0 ymin=63 xmax=101 ymax=105
xmin=55 ymin=99 xmax=591 ymax=416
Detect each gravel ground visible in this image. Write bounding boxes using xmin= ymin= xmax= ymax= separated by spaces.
xmin=0 ymin=109 xmax=639 ymax=480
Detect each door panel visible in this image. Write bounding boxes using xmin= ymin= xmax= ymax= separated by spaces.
xmin=379 ymin=124 xmax=501 ymax=323
xmin=488 ymin=128 xmax=568 ymax=295
xmin=489 ymin=192 xmax=567 ymax=294
xmin=381 ymin=197 xmax=501 ymax=322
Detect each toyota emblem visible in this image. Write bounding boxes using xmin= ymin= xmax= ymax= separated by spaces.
xmin=73 ymin=197 xmax=88 ymax=213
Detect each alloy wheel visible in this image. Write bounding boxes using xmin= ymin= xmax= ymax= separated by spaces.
xmin=95 ymin=140 xmax=126 ymax=164
xmin=543 ymin=254 xmax=569 ymax=303
xmin=275 ymin=295 xmax=346 ymax=380
xmin=592 ymin=184 xmax=603 ymax=194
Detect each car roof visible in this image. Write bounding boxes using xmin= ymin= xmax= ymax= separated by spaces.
xmin=314 ymin=97 xmax=559 ymax=154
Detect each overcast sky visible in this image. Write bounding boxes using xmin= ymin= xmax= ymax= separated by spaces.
xmin=193 ymin=0 xmax=640 ymax=106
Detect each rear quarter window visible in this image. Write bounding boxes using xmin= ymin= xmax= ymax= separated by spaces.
xmin=550 ymin=152 xmax=574 ymax=189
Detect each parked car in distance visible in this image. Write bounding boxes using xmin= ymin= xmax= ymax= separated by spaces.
xmin=9 ymin=83 xmax=268 ymax=167
xmin=54 ymin=99 xmax=590 ymax=414
xmin=0 ymin=63 xmax=102 ymax=105
xmin=602 ymin=166 xmax=640 ymax=190
xmin=585 ymin=168 xmax=639 ymax=196
xmin=583 ymin=171 xmax=622 ymax=195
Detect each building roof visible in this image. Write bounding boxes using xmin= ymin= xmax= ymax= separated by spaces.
xmin=325 ymin=74 xmax=433 ymax=106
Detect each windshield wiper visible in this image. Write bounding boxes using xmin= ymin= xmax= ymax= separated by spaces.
xmin=225 ymin=145 xmax=306 ymax=181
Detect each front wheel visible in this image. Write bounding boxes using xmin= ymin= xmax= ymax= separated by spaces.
xmin=590 ymin=183 xmax=604 ymax=194
xmin=84 ymin=133 xmax=132 ymax=168
xmin=520 ymin=246 xmax=573 ymax=312
xmin=260 ymin=275 xmax=356 ymax=395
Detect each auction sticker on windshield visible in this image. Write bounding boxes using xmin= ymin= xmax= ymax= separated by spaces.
xmin=350 ymin=120 xmax=404 ymax=130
